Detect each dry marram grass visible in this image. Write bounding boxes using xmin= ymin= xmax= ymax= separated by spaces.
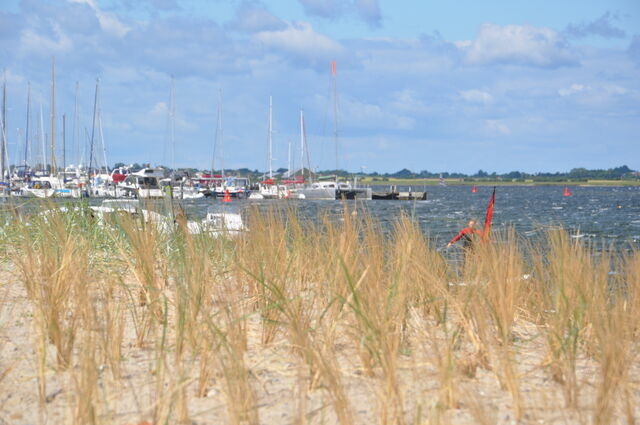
xmin=0 ymin=203 xmax=638 ymax=424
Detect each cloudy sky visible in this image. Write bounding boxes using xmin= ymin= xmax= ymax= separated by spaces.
xmin=1 ymin=0 xmax=639 ymax=174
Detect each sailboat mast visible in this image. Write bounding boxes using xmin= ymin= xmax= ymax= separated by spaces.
xmin=88 ymin=78 xmax=99 ymax=177
xmin=73 ymin=82 xmax=79 ymax=168
xmin=331 ymin=60 xmax=338 ymax=173
xmin=287 ymin=139 xmax=291 ymax=178
xmin=219 ymin=89 xmax=224 ymax=177
xmin=170 ymin=76 xmax=175 ymax=171
xmin=62 ymin=114 xmax=66 ymax=180
xmin=1 ymin=72 xmax=6 ymax=181
xmin=96 ymin=81 xmax=108 ymax=173
xmin=99 ymin=110 xmax=108 ymax=173
xmin=300 ymin=110 xmax=304 ymax=181
xmin=24 ymin=82 xmax=30 ymax=169
xmin=268 ymin=95 xmax=273 ymax=179
xmin=50 ymin=57 xmax=56 ymax=175
xmin=39 ymin=105 xmax=46 ymax=173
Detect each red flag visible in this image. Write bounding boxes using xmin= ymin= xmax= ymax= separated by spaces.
xmin=331 ymin=60 xmax=336 ymax=76
xmin=482 ymin=187 xmax=496 ymax=241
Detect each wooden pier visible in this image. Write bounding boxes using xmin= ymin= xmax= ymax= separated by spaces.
xmin=372 ymin=186 xmax=427 ymax=200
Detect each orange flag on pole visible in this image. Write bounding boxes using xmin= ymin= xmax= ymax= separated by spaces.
xmin=331 ymin=60 xmax=336 ymax=76
xmin=482 ymin=187 xmax=496 ymax=241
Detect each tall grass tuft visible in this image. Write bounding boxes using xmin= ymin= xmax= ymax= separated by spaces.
xmin=16 ymin=206 xmax=90 ymax=369
xmin=472 ymin=229 xmax=524 ymax=418
xmin=535 ymin=230 xmax=597 ymax=409
xmin=112 ymin=207 xmax=168 ymax=347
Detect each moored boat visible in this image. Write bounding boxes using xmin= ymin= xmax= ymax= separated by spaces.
xmin=117 ymin=167 xmax=166 ymax=199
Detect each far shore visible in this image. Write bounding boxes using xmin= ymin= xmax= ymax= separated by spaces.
xmin=358 ymin=177 xmax=640 ymax=187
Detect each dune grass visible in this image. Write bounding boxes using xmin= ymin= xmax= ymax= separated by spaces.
xmin=0 ymin=201 xmax=638 ymax=424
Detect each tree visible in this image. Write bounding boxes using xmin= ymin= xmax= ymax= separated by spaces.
xmin=393 ymin=168 xmax=414 ymax=178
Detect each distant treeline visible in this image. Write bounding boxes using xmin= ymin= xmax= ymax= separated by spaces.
xmin=363 ymin=165 xmax=639 ymax=182
xmin=288 ymin=165 xmax=638 ymax=182
xmin=114 ymin=163 xmax=638 ymax=182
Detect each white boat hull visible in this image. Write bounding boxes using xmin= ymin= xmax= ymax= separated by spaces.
xmin=290 ymin=187 xmax=336 ymax=200
xmin=138 ymin=188 xmax=165 ymax=199
xmin=21 ymin=188 xmax=56 ymax=198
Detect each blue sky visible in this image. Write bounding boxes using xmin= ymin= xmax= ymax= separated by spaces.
xmin=1 ymin=0 xmax=639 ymax=174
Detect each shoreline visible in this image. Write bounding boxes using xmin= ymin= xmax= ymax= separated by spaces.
xmin=359 ymin=178 xmax=640 ymax=187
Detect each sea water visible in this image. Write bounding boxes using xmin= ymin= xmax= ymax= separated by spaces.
xmin=7 ymin=185 xmax=640 ymax=249
xmin=178 ymin=185 xmax=640 ymax=249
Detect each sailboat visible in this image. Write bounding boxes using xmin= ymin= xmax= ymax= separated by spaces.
xmin=25 ymin=57 xmax=58 ymax=191
xmin=22 ymin=62 xmax=85 ymax=198
xmin=199 ymin=89 xmax=250 ymax=199
xmin=161 ymin=79 xmax=204 ymax=199
xmin=9 ymin=82 xmax=31 ymax=194
xmin=286 ymin=110 xmax=337 ymax=200
xmin=87 ymin=78 xmax=124 ymax=198
xmin=253 ymin=96 xmax=287 ymax=199
xmin=288 ymin=62 xmax=371 ymax=200
xmin=20 ymin=105 xmax=55 ymax=197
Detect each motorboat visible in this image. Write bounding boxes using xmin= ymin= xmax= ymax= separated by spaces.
xmin=288 ymin=180 xmax=337 ymax=200
xmin=117 ymin=167 xmax=166 ymax=199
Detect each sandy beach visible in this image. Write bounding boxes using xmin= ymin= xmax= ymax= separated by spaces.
xmin=0 ymin=208 xmax=639 ymax=425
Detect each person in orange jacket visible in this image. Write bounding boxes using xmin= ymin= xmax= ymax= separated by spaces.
xmin=447 ymin=219 xmax=483 ymax=250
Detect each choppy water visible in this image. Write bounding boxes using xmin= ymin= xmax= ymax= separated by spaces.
xmin=6 ymin=185 xmax=640 ymax=249
xmin=183 ymin=185 xmax=640 ymax=249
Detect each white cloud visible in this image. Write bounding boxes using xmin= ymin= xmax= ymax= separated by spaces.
xmin=20 ymin=24 xmax=73 ymax=54
xmin=459 ymin=89 xmax=493 ymax=104
xmin=557 ymin=83 xmax=631 ymax=107
xmin=558 ymin=83 xmax=590 ymax=97
xmin=255 ymin=22 xmax=344 ymax=63
xmin=558 ymin=83 xmax=628 ymax=98
xmin=461 ymin=24 xmax=577 ymax=68
xmin=68 ymin=0 xmax=131 ymax=38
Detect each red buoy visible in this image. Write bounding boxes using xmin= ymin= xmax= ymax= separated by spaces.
xmin=563 ymin=187 xmax=571 ymax=197
xmin=223 ymin=189 xmax=232 ymax=202
xmin=472 ymin=185 xmax=478 ymax=193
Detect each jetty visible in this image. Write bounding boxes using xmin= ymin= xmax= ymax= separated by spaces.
xmin=372 ymin=185 xmax=427 ymax=200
